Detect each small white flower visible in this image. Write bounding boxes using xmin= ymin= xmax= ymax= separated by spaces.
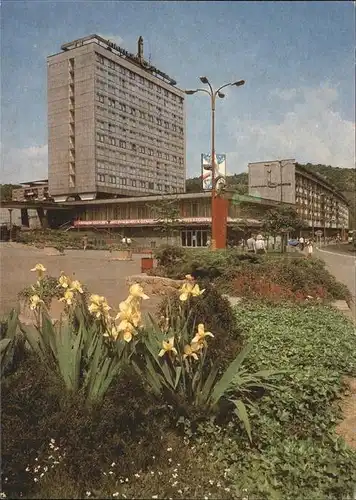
xmin=158 ymin=471 xmax=162 ymax=476
xmin=134 ymin=473 xmax=140 ymax=478
xmin=122 ymin=495 xmax=127 ymax=499
xmin=25 ymin=466 xmax=30 ymax=472
xmin=167 ymin=447 xmax=172 ymax=452
xmin=35 ymin=458 xmax=38 ymax=462
xmin=152 ymin=496 xmax=158 ymax=499
xmin=120 ymin=479 xmax=124 ymax=484
xmin=103 ymin=472 xmax=107 ymax=476
xmin=112 ymin=494 xmax=119 ymax=498
xmin=111 ymin=462 xmax=116 ymax=467
xmin=54 ymin=447 xmax=59 ymax=451
xmin=40 ymin=473 xmax=44 ymax=478
xmin=50 ymin=438 xmax=55 ymax=444
xmin=209 ymin=480 xmax=214 ymax=485
xmin=224 ymin=488 xmax=230 ymax=492
xmin=48 ymin=455 xmax=53 ymax=460
xmin=172 ymin=473 xmax=178 ymax=479
xmin=152 ymin=455 xmax=156 ymax=459
xmin=109 ymin=471 xmax=114 ymax=475
xmin=43 ymin=466 xmax=48 ymax=472
xmin=34 ymin=478 xmax=38 ymax=482
xmin=204 ymin=497 xmax=208 ymax=500
xmin=86 ymin=493 xmax=91 ymax=498
xmin=172 ymin=481 xmax=178 ymax=487
xmin=125 ymin=478 xmax=129 ymax=482
xmin=151 ymin=471 xmax=155 ymax=475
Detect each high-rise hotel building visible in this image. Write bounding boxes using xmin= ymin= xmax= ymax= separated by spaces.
xmin=48 ymin=35 xmax=186 ymax=202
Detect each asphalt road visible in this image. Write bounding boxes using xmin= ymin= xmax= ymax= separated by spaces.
xmin=315 ymin=245 xmax=356 ymax=318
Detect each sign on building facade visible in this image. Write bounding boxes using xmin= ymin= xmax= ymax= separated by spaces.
xmin=201 ymin=153 xmax=227 ymax=191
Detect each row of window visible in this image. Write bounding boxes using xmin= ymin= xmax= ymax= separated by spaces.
xmin=95 ymin=53 xmax=182 ymax=103
xmin=96 ymin=133 xmax=183 ymax=163
xmin=96 ymin=120 xmax=183 ymax=143
xmin=97 ymin=106 xmax=184 ymax=151
xmin=96 ymin=80 xmax=184 ymax=121
xmin=96 ymin=172 xmax=180 ymax=192
xmin=96 ymin=75 xmax=184 ymax=117
xmin=97 ymin=93 xmax=183 ymax=129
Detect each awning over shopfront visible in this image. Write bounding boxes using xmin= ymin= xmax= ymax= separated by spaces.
xmin=73 ymin=217 xmax=262 ymax=228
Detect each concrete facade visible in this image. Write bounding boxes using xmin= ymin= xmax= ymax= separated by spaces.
xmin=248 ymin=159 xmax=349 ymax=231
xmin=47 ymin=35 xmax=186 ymax=202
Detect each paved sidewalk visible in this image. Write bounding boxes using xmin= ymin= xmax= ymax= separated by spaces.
xmin=315 ymin=247 xmax=356 ymax=322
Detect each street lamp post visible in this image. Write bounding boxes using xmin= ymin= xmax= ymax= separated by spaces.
xmin=185 ymin=77 xmax=245 ymax=250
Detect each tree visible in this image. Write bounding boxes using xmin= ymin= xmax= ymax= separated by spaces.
xmin=262 ymin=205 xmax=303 ymax=253
xmin=0 ymin=184 xmax=21 ymax=201
xmin=150 ymin=196 xmax=181 ymax=244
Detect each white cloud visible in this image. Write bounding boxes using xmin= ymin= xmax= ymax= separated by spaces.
xmin=1 ymin=145 xmax=48 ymax=183
xmin=98 ymin=34 xmax=123 ymax=46
xmin=270 ymin=88 xmax=298 ymax=101
xmin=229 ymin=84 xmax=355 ymax=171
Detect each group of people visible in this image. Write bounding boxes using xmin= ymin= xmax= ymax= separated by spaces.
xmin=246 ymin=234 xmax=267 ymax=254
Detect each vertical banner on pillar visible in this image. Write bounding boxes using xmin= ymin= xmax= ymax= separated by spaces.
xmin=201 ymin=153 xmax=226 ymax=191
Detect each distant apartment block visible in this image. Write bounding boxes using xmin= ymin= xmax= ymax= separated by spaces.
xmin=248 ymin=159 xmax=349 ymax=230
xmin=12 ymin=180 xmax=50 ymax=202
xmin=47 ymin=34 xmax=186 ymax=202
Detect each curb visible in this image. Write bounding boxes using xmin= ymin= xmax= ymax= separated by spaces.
xmin=316 ymin=248 xmax=356 ymax=259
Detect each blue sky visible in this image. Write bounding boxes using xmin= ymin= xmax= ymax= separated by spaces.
xmin=1 ymin=0 xmax=355 ymax=183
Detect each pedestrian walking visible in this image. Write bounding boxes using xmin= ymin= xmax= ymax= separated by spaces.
xmin=246 ymin=234 xmax=256 ymax=253
xmin=82 ymin=235 xmax=88 ymax=251
xmin=255 ymin=234 xmax=267 ymax=254
xmin=299 ymin=235 xmax=305 ymax=251
xmin=306 ymin=239 xmax=314 ymax=258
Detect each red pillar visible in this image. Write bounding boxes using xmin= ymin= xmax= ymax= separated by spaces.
xmin=212 ymin=196 xmax=228 ymax=249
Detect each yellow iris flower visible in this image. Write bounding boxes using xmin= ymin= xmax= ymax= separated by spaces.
xmin=88 ymin=294 xmax=111 ymax=319
xmin=179 ymin=283 xmax=205 ymax=302
xmin=183 ymin=343 xmax=200 ymax=361
xmin=115 ymin=300 xmax=141 ymax=329
xmin=31 ymin=263 xmax=46 ymax=279
xmin=58 ymin=274 xmax=71 ymax=289
xmin=158 ymin=337 xmax=178 ymax=357
xmin=127 ymin=284 xmax=149 ymax=301
xmin=59 ymin=289 xmax=74 ymax=305
xmin=191 ymin=323 xmax=214 ymax=345
xmin=70 ymin=280 xmax=83 ymax=294
xmin=29 ymin=294 xmax=44 ymax=310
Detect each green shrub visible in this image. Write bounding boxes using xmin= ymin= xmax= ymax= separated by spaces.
xmin=216 ymin=257 xmax=351 ymax=303
xmin=18 ymin=276 xmax=63 ymax=307
xmin=158 ymin=284 xmax=243 ymax=370
xmin=154 ymin=245 xmax=188 ymax=268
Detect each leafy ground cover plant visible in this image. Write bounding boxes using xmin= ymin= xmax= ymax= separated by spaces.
xmin=199 ymin=303 xmax=356 ymax=499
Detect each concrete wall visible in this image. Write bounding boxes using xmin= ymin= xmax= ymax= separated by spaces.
xmin=248 ymin=159 xmax=296 ymax=205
